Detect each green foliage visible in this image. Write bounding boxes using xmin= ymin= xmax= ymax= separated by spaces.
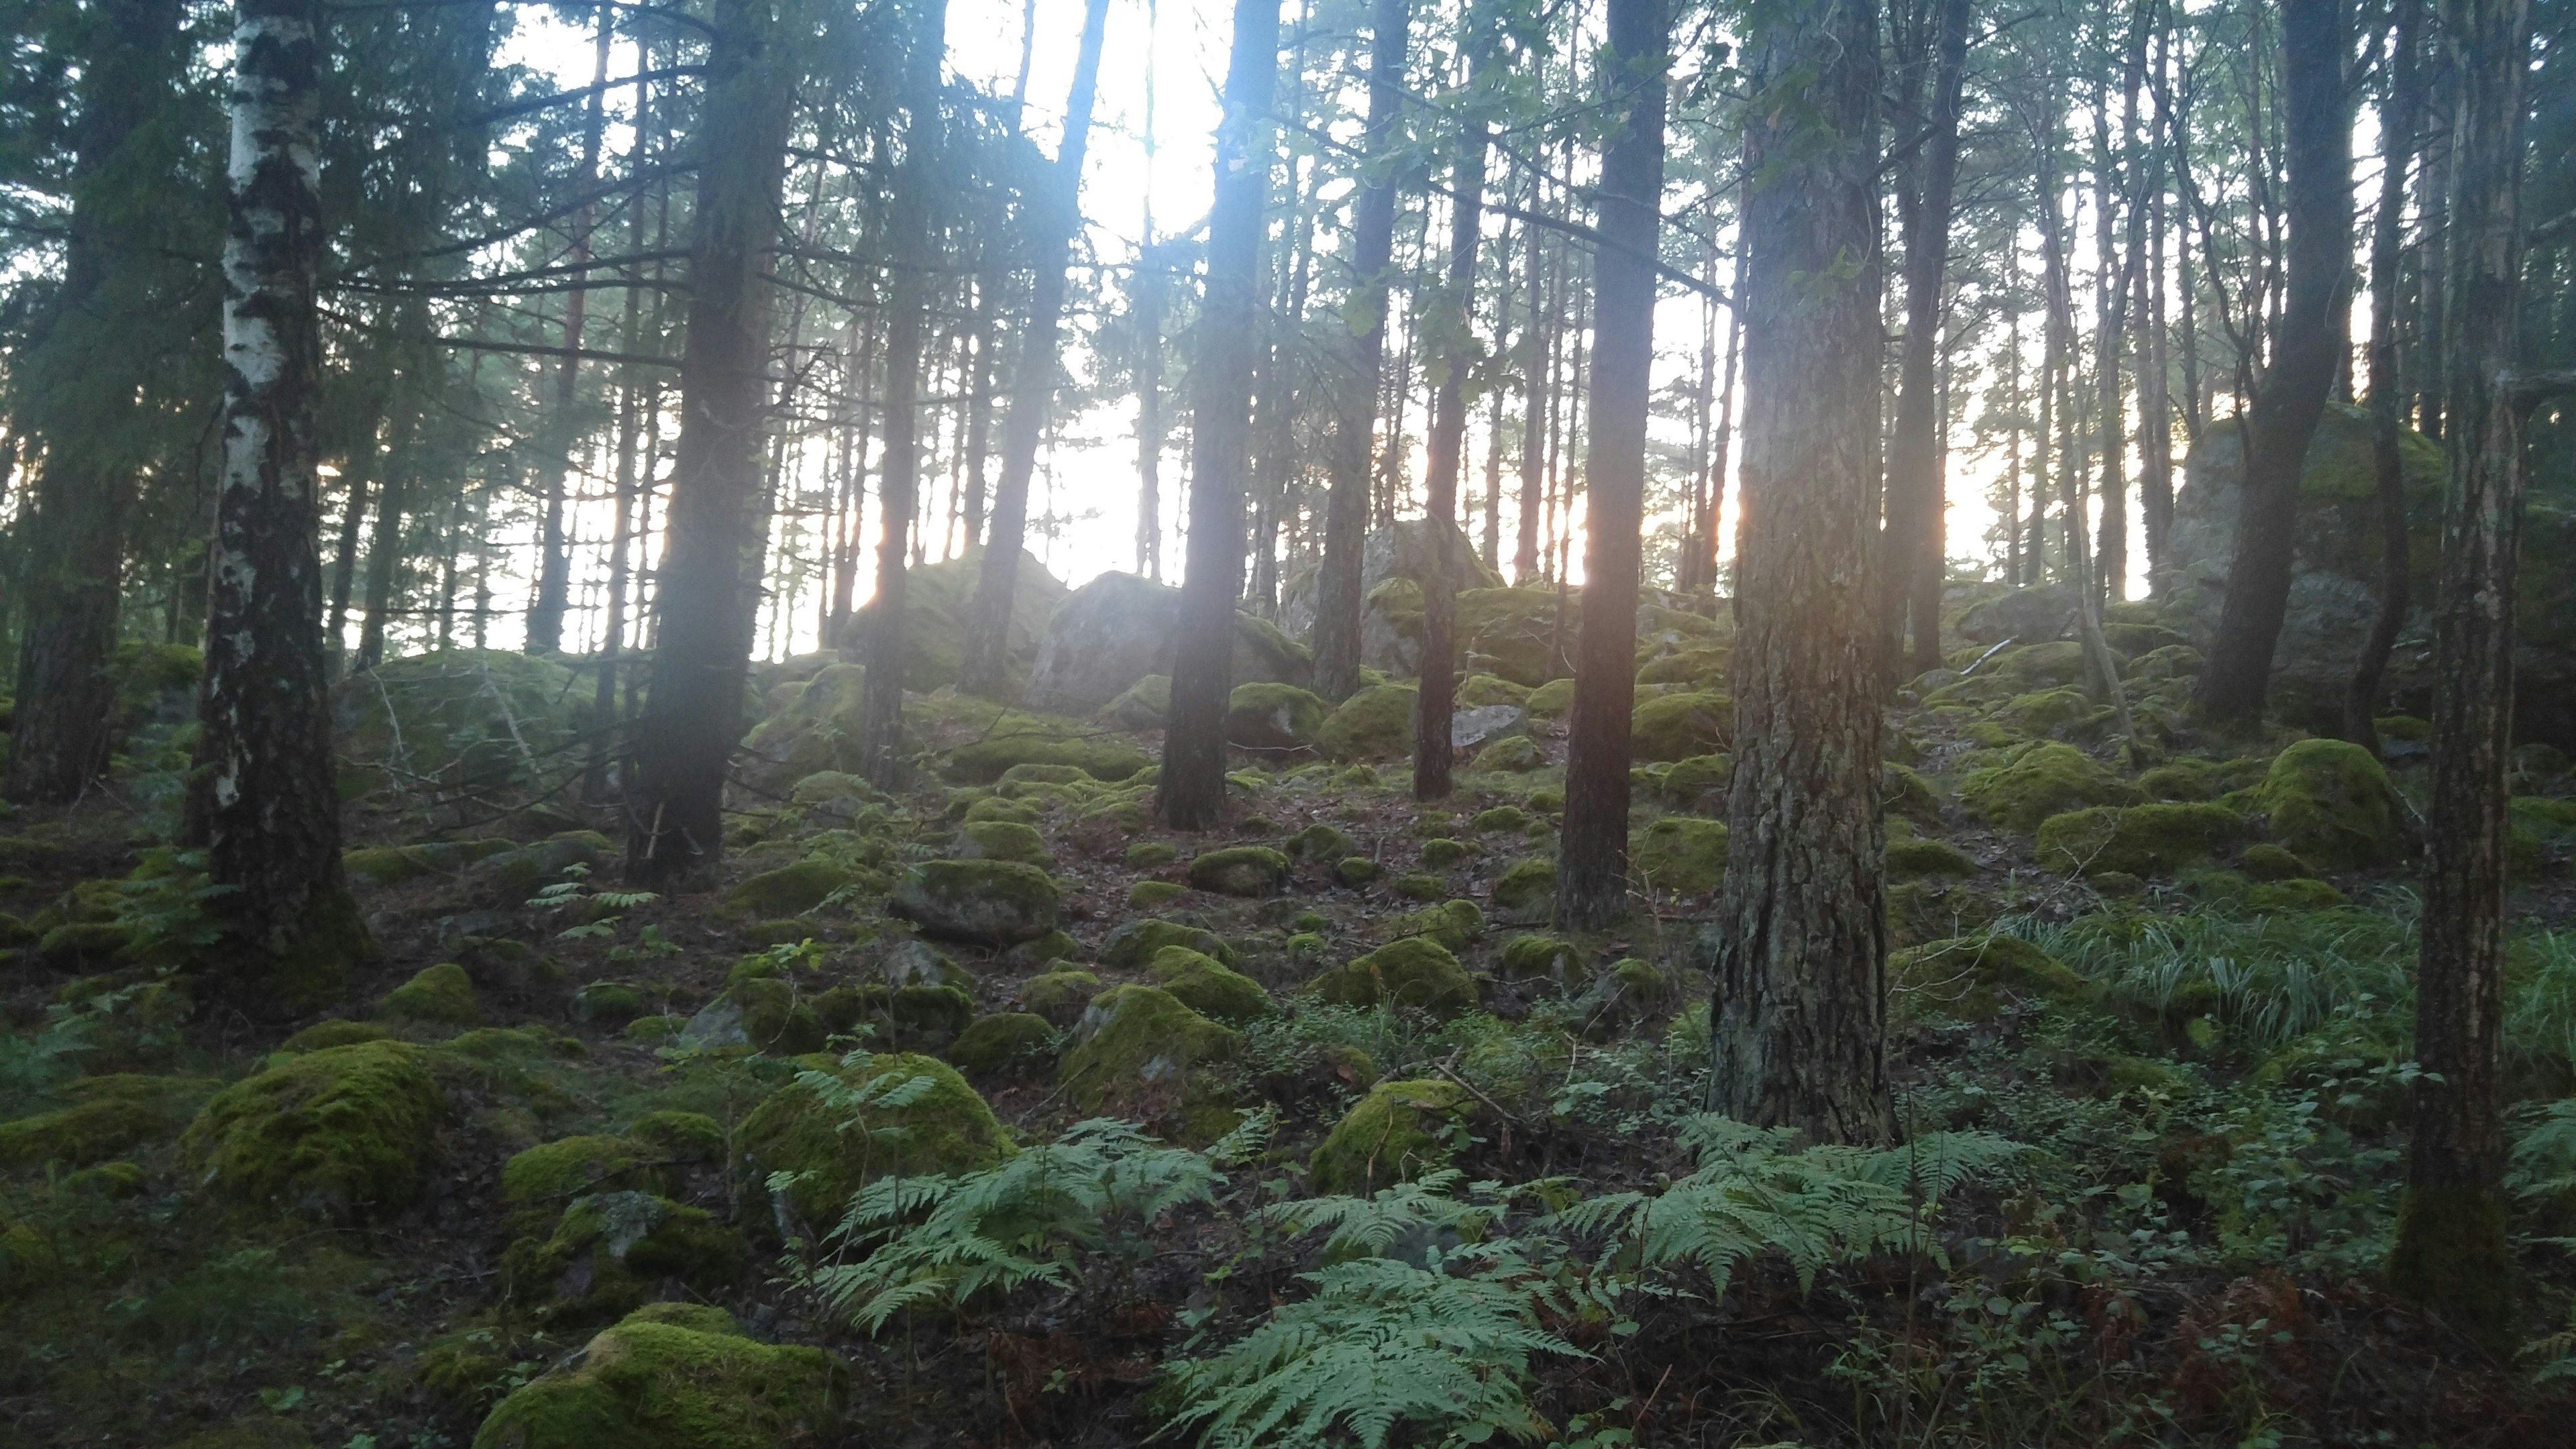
xmin=180 ymin=1040 xmax=449 ymax=1223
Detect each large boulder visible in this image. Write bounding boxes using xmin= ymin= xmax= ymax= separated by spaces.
xmin=180 ymin=1041 xmax=448 ymax=1224
xmin=847 ymin=545 xmax=1069 ymax=694
xmin=1957 ymin=585 xmax=2080 ymax=647
xmin=1022 ymin=572 xmax=1313 ymax=717
xmin=471 ymin=1305 xmax=846 ymax=1449
xmin=733 ymin=1053 xmax=1010 ymax=1229
xmin=889 ymin=859 xmax=1062 ymax=945
xmin=2164 ymin=402 xmax=2576 ymax=745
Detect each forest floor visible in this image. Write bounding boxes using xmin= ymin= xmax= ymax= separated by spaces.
xmin=5 ymin=625 xmax=2576 ymax=1449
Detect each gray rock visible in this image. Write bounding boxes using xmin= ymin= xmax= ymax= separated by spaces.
xmin=680 ymin=998 xmax=749 ymax=1050
xmin=1957 ymin=585 xmax=2077 ymax=647
xmin=1024 ymin=573 xmax=1314 ymax=717
xmin=1450 ymin=703 xmax=1528 ymax=750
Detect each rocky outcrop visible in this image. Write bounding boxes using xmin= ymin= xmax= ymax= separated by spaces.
xmin=1022 ymin=572 xmax=1313 ymax=717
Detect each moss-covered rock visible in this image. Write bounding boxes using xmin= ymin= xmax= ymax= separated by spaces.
xmin=1418 ymin=837 xmax=1475 ymax=869
xmin=501 ymin=1191 xmax=743 ymax=1327
xmin=344 ymin=838 xmax=517 ymax=887
xmin=2247 ymin=877 xmax=2351 ymax=910
xmin=1285 ymin=822 xmax=1360 ymax=863
xmin=1630 ymin=816 xmax=1729 ymax=896
xmin=1124 ymin=839 xmax=1180 ymax=868
xmin=1498 ymin=933 xmax=1578 ymax=982
xmin=1227 ymin=682 xmax=1328 ymax=752
xmin=280 ymin=1018 xmax=396 ymax=1053
xmin=502 ymin=1134 xmax=661 ymax=1233
xmin=1318 ymin=684 xmax=1421 ymax=765
xmin=378 ymin=961 xmax=482 ymax=1024
xmin=1128 ymin=880 xmax=1183 ymax=909
xmin=946 ymin=1013 xmax=1057 ymax=1075
xmin=1994 ymin=640 xmax=2092 ymax=689
xmin=1100 ymin=916 xmax=1234 ymax=969
xmin=1334 ymin=855 xmax=1381 ymax=885
xmin=181 ymin=1041 xmax=447 ymax=1222
xmin=1387 ymin=898 xmax=1485 ymax=953
xmin=955 ymin=820 xmax=1053 ymax=869
xmin=945 ymin=712 xmax=1152 ymax=785
xmin=0 ymin=1077 xmax=199 ymax=1168
xmin=736 ymin=1053 xmax=1010 ymax=1230
xmin=1490 ymin=857 xmax=1556 ymax=924
xmin=629 ymin=1110 xmax=724 ymax=1163
xmin=1306 ymin=1079 xmax=1472 ymax=1195
xmin=890 ymin=859 xmax=1061 ymax=945
xmin=1886 ymin=837 xmax=1976 ymax=878
xmin=722 ymin=860 xmax=850 ymax=917
xmin=1629 ymin=691 xmax=1731 ymax=763
xmin=1187 ymin=846 xmax=1291 ymax=897
xmin=1468 ymin=806 xmax=1529 ymax=835
xmin=474 ymin=831 xmax=616 ymax=902
xmin=1147 ymin=947 xmax=1274 ymax=1022
xmin=1959 ymin=742 xmax=2138 ymax=832
xmin=1457 ymin=674 xmax=1532 ymax=708
xmin=36 ymin=920 xmax=131 ymax=969
xmin=1309 ymin=937 xmax=1480 ymax=1017
xmin=1576 ymin=958 xmax=1674 ymax=1038
xmin=470 ymin=1304 xmax=845 ymax=1449
xmin=1994 ymin=688 xmax=2110 ymax=738
xmin=1057 ymin=985 xmax=1242 ymax=1142
xmin=1474 ymin=735 xmax=1546 ymax=771
xmin=1890 ymin=934 xmax=2100 ymax=1020
xmin=2237 ymin=842 xmax=2318 ymax=881
xmin=2252 ymin=737 xmax=2407 ymax=869
xmin=1017 ymin=969 xmax=1103 ymax=1027
xmin=2033 ymin=802 xmax=2245 ymax=877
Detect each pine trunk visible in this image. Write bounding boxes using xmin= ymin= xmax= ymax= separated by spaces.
xmin=2345 ymin=0 xmax=2426 ymax=754
xmin=189 ymin=0 xmax=371 ymax=1009
xmin=1555 ymin=0 xmax=1668 ymax=930
xmin=1708 ymin=0 xmax=1892 ymax=1144
xmin=1415 ymin=34 xmax=1493 ymax=802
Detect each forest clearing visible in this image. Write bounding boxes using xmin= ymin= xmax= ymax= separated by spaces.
xmin=5 ymin=0 xmax=2576 ymax=1444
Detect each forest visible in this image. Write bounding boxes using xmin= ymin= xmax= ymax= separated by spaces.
xmin=3 ymin=0 xmax=2576 ymax=1442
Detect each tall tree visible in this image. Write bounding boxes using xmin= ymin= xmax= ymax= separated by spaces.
xmin=1554 ymin=0 xmax=1668 ymax=929
xmin=188 ymin=0 xmax=370 ymax=1006
xmin=1311 ymin=0 xmax=1409 ymax=704
xmin=624 ymin=0 xmax=796 ymax=881
xmin=1414 ymin=15 xmax=1495 ymax=801
xmin=1513 ymin=182 xmax=1546 ymax=582
xmin=2192 ymin=0 xmax=2353 ymax=723
xmin=523 ymin=11 xmax=616 ymax=657
xmin=1878 ymin=0 xmax=1972 ymax=680
xmin=855 ymin=0 xmax=949 ymax=789
xmin=1708 ymin=0 xmax=1893 ymax=1144
xmin=2385 ymin=0 xmax=2537 ymax=1346
xmin=959 ymin=0 xmax=1112 ymax=699
xmin=1158 ymin=0 xmax=1277 ymax=828
xmin=4 ymin=0 xmax=186 ymax=804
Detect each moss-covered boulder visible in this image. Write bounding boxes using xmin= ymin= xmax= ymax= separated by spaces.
xmin=1630 ymin=691 xmax=1731 ymax=762
xmin=739 ymin=662 xmax=870 ymax=789
xmin=1958 ymin=742 xmax=2138 ymax=832
xmin=1057 ymin=985 xmax=1242 ymax=1142
xmin=1417 ymin=837 xmax=1475 ymax=869
xmin=946 ymin=1013 xmax=1057 ymax=1075
xmin=1993 ymin=640 xmax=2093 ymax=690
xmin=1457 ymin=674 xmax=1532 ymax=708
xmin=1890 ymin=934 xmax=2100 ymax=1020
xmin=2251 ymin=737 xmax=2406 ymax=869
xmin=1490 ymin=858 xmax=1557 ymax=924
xmin=945 ymin=711 xmax=1152 ymax=784
xmin=1387 ymin=898 xmax=1485 ymax=953
xmin=1631 ymin=816 xmax=1729 ymax=896
xmin=470 ymin=1305 xmax=845 ymax=1449
xmin=1309 ymin=937 xmax=1480 ymax=1017
xmin=2034 ymin=802 xmax=2245 ymax=877
xmin=1307 ymin=1079 xmax=1473 ymax=1195
xmin=1498 ymin=933 xmax=1578 ymax=982
xmin=1146 ymin=947 xmax=1274 ymax=1022
xmin=501 ymin=1190 xmax=743 ymax=1327
xmin=1995 ymin=688 xmax=2110 ymax=739
xmin=722 ymin=860 xmax=850 ymax=917
xmin=956 ymin=819 xmax=1053 ymax=869
xmin=280 ymin=1018 xmax=396 ymax=1053
xmin=1100 ymin=916 xmax=1234 ymax=969
xmin=502 ymin=1134 xmax=663 ymax=1234
xmin=735 ymin=1052 xmax=1010 ymax=1230
xmin=474 ymin=831 xmax=616 ymax=902
xmin=889 ymin=859 xmax=1061 ymax=945
xmin=2237 ymin=842 xmax=2318 ymax=881
xmin=1227 ymin=682 xmax=1328 ymax=752
xmin=343 ymin=837 xmax=516 ymax=888
xmin=1887 ymin=837 xmax=1976 ymax=878
xmin=1318 ymin=684 xmax=1418 ymax=763
xmin=1187 ymin=846 xmax=1291 ymax=897
xmin=377 ymin=962 xmax=482 ymax=1025
xmin=180 ymin=1041 xmax=448 ymax=1223
xmin=0 ymin=1075 xmax=207 ymax=1167
xmin=1017 ymin=968 xmax=1103 ymax=1026
xmin=1286 ymin=821 xmax=1360 ymax=863
xmin=1100 ymin=674 xmax=1173 ymax=731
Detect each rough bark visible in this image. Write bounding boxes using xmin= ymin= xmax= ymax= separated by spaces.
xmin=624 ymin=0 xmax=794 ymax=881
xmin=1158 ymin=0 xmax=1277 ymax=829
xmin=2387 ymin=0 xmax=2530 ymax=1348
xmin=1555 ymin=0 xmax=1668 ymax=930
xmin=1707 ymin=0 xmax=1892 ymax=1144
xmin=959 ymin=0 xmax=1110 ymax=699
xmin=855 ymin=0 xmax=948 ymax=790
xmin=188 ymin=0 xmax=372 ymax=1009
xmin=2193 ymin=0 xmax=2354 ymax=724
xmin=2345 ymin=0 xmax=2426 ymax=755
xmin=4 ymin=0 xmax=182 ymax=805
xmin=1313 ymin=0 xmax=1409 ymax=703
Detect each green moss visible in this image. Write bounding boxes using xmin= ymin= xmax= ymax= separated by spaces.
xmin=628 ymin=1110 xmax=724 ymax=1163
xmin=1499 ymin=933 xmax=1578 ymax=982
xmin=737 ymin=1053 xmax=1010 ymax=1229
xmin=1490 ymin=857 xmax=1556 ymax=924
xmin=502 ymin=1135 xmax=659 ymax=1232
xmin=1994 ymin=640 xmax=2091 ymax=689
xmin=959 ymin=820 xmax=1053 ymax=867
xmin=470 ymin=1305 xmax=845 ymax=1448
xmin=1466 ymin=806 xmax=1527 ymax=835
xmin=1057 ymin=985 xmax=1242 ymax=1142
xmin=1387 ymin=898 xmax=1485 ymax=953
xmin=2253 ymin=738 xmax=2407 ymax=869
xmin=1418 ymin=837 xmax=1474 ymax=870
xmin=723 ymin=860 xmax=850 ymax=916
xmin=0 ymin=1095 xmax=162 ymax=1167
xmin=1391 ymin=871 xmax=1448 ymax=901
xmin=378 ymin=961 xmax=483 ymax=1024
xmin=1147 ymin=947 xmax=1275 ymax=1022
xmin=1227 ymin=682 xmax=1329 ymax=751
xmin=1318 ymin=684 xmax=1419 ymax=763
xmin=279 ymin=1018 xmax=394 ymax=1053
xmin=2247 ymin=878 xmax=2349 ymax=910
xmin=181 ymin=1041 xmax=448 ymax=1223
xmin=343 ymin=839 xmax=516 ymax=888
xmin=1307 ymin=1079 xmax=1472 ymax=1195
xmin=1102 ymin=917 xmax=1234 ymax=969
xmin=1334 ymin=856 xmax=1379 ymax=885
xmin=1959 ymin=742 xmax=2138 ymax=832
xmin=502 ymin=1190 xmax=743 ymax=1327
xmin=1474 ymin=736 xmax=1546 ymax=771
xmin=1188 ymin=846 xmax=1291 ymax=896
xmin=1890 ymin=934 xmax=2100 ymax=1020
xmin=1636 ymin=648 xmax=1729 ymax=688
xmin=1887 ymin=837 xmax=1976 ymax=878
xmin=2033 ymin=802 xmax=2245 ymax=877
xmin=1125 ymin=840 xmax=1179 ymax=867
xmin=947 ymin=1013 xmax=1057 ymax=1075
xmin=2237 ymin=842 xmax=2317 ymax=881
xmin=1630 ymin=816 xmax=1729 ymax=897
xmin=1457 ymin=674 xmax=1532 ymax=708
xmin=1629 ymin=691 xmax=1731 ymax=763
xmin=2377 ymin=713 xmax=2432 ymax=743
xmin=1995 ymin=688 xmax=2109 ymax=737
xmin=623 ymin=1015 xmax=686 ymax=1042
xmin=1017 ymin=968 xmax=1103 ymax=1026
xmin=1128 ymin=880 xmax=1184 ymax=909
xmin=36 ymin=920 xmax=132 ymax=969
xmin=945 ymin=712 xmax=1152 ymax=784
xmin=890 ymin=859 xmax=1061 ymax=945
xmin=1310 ymin=937 xmax=1481 ymax=1017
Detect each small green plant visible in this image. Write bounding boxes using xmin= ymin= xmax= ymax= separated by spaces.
xmin=527 ymin=862 xmax=658 ymax=940
xmin=114 ymin=847 xmax=235 ymax=965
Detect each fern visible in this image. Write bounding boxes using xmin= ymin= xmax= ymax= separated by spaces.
xmin=1254 ymin=1169 xmax=1520 ymax=1259
xmin=799 ymin=1117 xmax=1224 ymax=1333
xmin=2510 ymin=1098 xmax=2576 ymax=1200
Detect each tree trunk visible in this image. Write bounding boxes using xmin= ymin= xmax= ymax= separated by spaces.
xmin=855 ymin=0 xmax=949 ymax=789
xmin=1514 ymin=191 xmax=1546 ymax=583
xmin=624 ymin=0 xmax=793 ymax=882
xmin=2094 ymin=25 xmax=2147 ymax=608
xmin=1415 ymin=31 xmax=1494 ymax=802
xmin=4 ymin=0 xmax=182 ymax=805
xmin=1134 ymin=243 xmax=1167 ymax=582
xmin=2414 ymin=50 xmax=2455 ymax=439
xmin=1878 ymin=0 xmax=1969 ymax=682
xmin=1159 ymin=0 xmax=1277 ymax=829
xmin=188 ymin=0 xmax=371 ymax=1009
xmin=525 ymin=13 xmax=615 ymax=657
xmin=959 ymin=0 xmax=1110 ymax=699
xmin=1554 ymin=0 xmax=1668 ymax=930
xmin=2387 ymin=0 xmax=2532 ymax=1348
xmin=2138 ymin=28 xmax=2174 ymax=590
xmin=1707 ymin=0 xmax=1892 ymax=1144
xmin=355 ymin=356 xmax=420 ymax=672
xmin=2345 ymin=0 xmax=2426 ymax=755
xmin=1313 ymin=0 xmax=1409 ymax=703
xmin=2193 ymin=0 xmax=2353 ymax=724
